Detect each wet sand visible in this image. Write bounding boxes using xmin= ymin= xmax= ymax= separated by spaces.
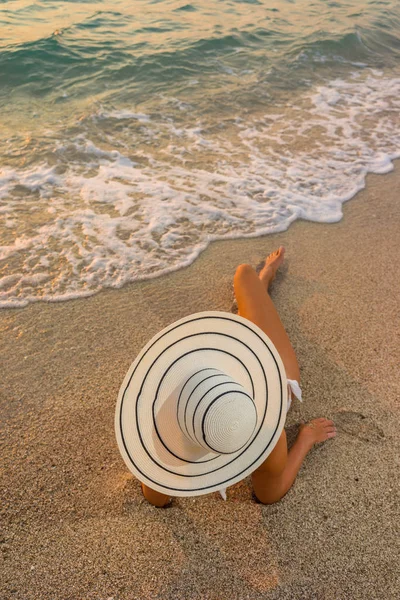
xmin=1 ymin=166 xmax=399 ymax=600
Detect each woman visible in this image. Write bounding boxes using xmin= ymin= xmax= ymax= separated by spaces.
xmin=117 ymin=247 xmax=336 ymax=507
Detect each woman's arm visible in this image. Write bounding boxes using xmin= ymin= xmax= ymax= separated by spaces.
xmin=252 ymin=419 xmax=336 ymax=504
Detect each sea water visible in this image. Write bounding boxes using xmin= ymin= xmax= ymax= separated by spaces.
xmin=1 ymin=0 xmax=400 ymax=307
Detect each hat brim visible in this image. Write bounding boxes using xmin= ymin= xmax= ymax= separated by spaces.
xmin=115 ymin=311 xmax=287 ymax=497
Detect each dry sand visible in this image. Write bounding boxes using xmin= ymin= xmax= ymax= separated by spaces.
xmin=1 ymin=166 xmax=399 ymax=600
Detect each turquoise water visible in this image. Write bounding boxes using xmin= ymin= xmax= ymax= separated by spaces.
xmin=1 ymin=0 xmax=400 ymax=306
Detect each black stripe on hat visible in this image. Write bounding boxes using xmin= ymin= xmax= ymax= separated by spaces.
xmin=176 ymin=368 xmax=219 ymax=420
xmin=178 ymin=369 xmax=227 ymax=443
xmin=121 ymin=325 xmax=279 ymax=489
xmin=119 ymin=314 xmax=283 ymax=492
xmin=122 ymin=332 xmax=274 ymax=488
xmin=200 ymin=390 xmax=257 ymax=454
xmin=155 ymin=347 xmax=254 ymax=463
xmin=141 ymin=339 xmax=276 ymax=487
xmin=190 ymin=381 xmax=249 ymax=448
xmin=123 ymin=331 xmax=259 ymax=475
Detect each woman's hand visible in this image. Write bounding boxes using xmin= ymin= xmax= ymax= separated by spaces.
xmin=299 ymin=418 xmax=337 ymax=448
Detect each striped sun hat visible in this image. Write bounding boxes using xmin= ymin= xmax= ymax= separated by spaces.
xmin=115 ymin=311 xmax=287 ymax=497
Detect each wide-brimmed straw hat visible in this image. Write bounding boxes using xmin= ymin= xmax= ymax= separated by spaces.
xmin=115 ymin=311 xmax=287 ymax=497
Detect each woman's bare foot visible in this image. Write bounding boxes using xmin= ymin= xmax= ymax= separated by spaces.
xmin=299 ymin=418 xmax=337 ymax=449
xmin=258 ymin=246 xmax=285 ymax=289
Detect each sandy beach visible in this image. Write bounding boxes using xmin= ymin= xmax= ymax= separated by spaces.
xmin=1 ymin=165 xmax=399 ymax=600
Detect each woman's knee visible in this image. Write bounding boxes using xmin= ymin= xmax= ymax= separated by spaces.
xmin=254 ymin=490 xmax=283 ymax=505
xmin=234 ymin=263 xmax=256 ymax=285
xmin=141 ymin=483 xmax=171 ymax=508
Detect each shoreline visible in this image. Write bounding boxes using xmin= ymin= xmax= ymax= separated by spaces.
xmin=2 ymin=141 xmax=400 ymax=310
xmin=1 ymin=165 xmax=399 ymax=599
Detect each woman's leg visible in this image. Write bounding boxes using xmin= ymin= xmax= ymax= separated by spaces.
xmin=233 ymin=248 xmax=300 ymax=382
xmin=234 ymin=247 xmax=336 ymax=504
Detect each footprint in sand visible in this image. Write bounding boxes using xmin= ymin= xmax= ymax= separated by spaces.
xmin=334 ymin=410 xmax=385 ymax=443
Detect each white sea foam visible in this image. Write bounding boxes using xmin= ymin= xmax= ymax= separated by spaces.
xmin=98 ymin=110 xmax=151 ymax=122
xmin=1 ymin=71 xmax=399 ymax=307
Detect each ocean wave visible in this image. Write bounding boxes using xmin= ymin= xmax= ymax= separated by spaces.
xmin=2 ymin=21 xmax=399 ymax=101
xmin=1 ymin=70 xmax=399 ymax=307
xmin=2 ymin=1 xmax=400 ymax=307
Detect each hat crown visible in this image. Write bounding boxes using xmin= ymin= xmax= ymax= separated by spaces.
xmin=177 ymin=368 xmax=257 ymax=454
